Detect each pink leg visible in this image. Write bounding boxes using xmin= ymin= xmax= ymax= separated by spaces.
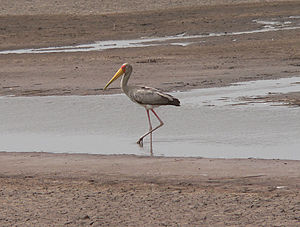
xmin=137 ymin=109 xmax=152 ymax=149
xmin=137 ymin=109 xmax=164 ymax=153
xmin=151 ymin=109 xmax=164 ymax=125
xmin=147 ymin=109 xmax=153 ymax=154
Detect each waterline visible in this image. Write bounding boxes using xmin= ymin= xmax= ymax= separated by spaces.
xmin=1 ymin=77 xmax=300 ymax=159
xmin=0 ymin=16 xmax=299 ymax=54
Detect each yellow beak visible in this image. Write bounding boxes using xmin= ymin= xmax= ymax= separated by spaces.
xmin=103 ymin=67 xmax=125 ymax=90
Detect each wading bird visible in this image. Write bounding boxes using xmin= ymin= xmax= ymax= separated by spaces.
xmin=104 ymin=63 xmax=180 ymax=154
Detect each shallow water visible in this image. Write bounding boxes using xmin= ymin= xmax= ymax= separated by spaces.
xmin=0 ymin=16 xmax=299 ymax=54
xmin=1 ymin=77 xmax=300 ymax=159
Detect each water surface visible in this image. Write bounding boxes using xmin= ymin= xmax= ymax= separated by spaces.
xmin=1 ymin=77 xmax=300 ymax=159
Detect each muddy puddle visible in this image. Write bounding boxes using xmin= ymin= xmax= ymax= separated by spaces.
xmin=1 ymin=77 xmax=299 ymax=159
xmin=0 ymin=16 xmax=299 ymax=54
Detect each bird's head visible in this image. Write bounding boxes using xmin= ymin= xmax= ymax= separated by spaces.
xmin=104 ymin=63 xmax=131 ymax=90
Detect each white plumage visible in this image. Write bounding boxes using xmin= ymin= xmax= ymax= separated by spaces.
xmin=104 ymin=63 xmax=180 ymax=154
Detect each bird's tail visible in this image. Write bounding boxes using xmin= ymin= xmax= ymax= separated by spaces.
xmin=171 ymin=98 xmax=180 ymax=106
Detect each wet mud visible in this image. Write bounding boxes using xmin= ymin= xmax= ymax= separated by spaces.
xmin=0 ymin=1 xmax=300 ymax=97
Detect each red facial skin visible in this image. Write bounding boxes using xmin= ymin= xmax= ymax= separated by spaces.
xmin=121 ymin=64 xmax=126 ymax=73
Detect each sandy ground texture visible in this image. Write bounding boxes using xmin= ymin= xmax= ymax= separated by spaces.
xmin=0 ymin=1 xmax=299 ymax=99
xmin=0 ymin=152 xmax=299 ymax=226
xmin=0 ymin=0 xmax=294 ymax=16
xmin=0 ymin=0 xmax=300 ymax=226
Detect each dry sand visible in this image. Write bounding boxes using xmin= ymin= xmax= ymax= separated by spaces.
xmin=0 ymin=0 xmax=300 ymax=226
xmin=0 ymin=152 xmax=299 ymax=226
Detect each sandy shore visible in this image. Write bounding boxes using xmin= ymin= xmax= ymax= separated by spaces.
xmin=0 ymin=152 xmax=299 ymax=226
xmin=0 ymin=0 xmax=300 ymax=226
xmin=1 ymin=1 xmax=300 ymax=98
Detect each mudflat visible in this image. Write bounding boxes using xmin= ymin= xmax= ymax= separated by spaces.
xmin=0 ymin=0 xmax=300 ymax=226
xmin=0 ymin=1 xmax=299 ymax=98
xmin=0 ymin=152 xmax=299 ymax=226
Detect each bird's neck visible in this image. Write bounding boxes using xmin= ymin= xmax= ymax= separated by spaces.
xmin=120 ymin=74 xmax=130 ymax=94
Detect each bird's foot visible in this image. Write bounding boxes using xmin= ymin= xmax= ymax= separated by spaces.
xmin=137 ymin=138 xmax=143 ymax=147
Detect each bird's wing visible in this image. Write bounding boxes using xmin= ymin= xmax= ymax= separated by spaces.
xmin=129 ymin=86 xmax=178 ymax=105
